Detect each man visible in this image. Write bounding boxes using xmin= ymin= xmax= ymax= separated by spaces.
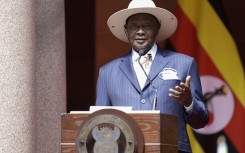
xmin=96 ymin=0 xmax=209 ymax=152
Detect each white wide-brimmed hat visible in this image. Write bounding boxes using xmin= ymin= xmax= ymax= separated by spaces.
xmin=107 ymin=0 xmax=178 ymax=43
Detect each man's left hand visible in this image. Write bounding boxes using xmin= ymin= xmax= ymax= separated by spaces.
xmin=169 ymin=75 xmax=192 ymax=107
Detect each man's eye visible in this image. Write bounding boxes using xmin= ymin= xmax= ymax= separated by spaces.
xmin=129 ymin=25 xmax=138 ymax=30
xmin=143 ymin=25 xmax=153 ymax=30
xmin=127 ymin=25 xmax=153 ymax=31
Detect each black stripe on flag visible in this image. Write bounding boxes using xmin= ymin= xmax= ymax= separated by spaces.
xmin=208 ymin=0 xmax=232 ymax=34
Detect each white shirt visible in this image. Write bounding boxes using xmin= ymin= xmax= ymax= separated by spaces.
xmin=132 ymin=44 xmax=157 ymax=89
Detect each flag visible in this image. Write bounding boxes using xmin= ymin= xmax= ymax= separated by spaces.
xmin=168 ymin=0 xmax=245 ymax=152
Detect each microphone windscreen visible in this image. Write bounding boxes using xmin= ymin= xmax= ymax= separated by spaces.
xmin=138 ymin=50 xmax=145 ymax=56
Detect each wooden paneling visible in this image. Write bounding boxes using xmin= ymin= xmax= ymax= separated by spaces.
xmin=65 ymin=0 xmax=96 ymax=112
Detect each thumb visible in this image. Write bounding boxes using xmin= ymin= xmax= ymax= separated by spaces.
xmin=185 ymin=75 xmax=191 ymax=87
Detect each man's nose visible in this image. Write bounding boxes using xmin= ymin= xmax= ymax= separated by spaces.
xmin=137 ymin=27 xmax=145 ymax=34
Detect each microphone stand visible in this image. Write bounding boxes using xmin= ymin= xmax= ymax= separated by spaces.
xmin=138 ymin=51 xmax=158 ymax=110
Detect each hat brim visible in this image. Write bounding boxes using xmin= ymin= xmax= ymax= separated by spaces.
xmin=107 ymin=7 xmax=178 ymax=43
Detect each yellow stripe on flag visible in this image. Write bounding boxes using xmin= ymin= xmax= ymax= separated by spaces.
xmin=178 ymin=0 xmax=245 ymax=107
xmin=187 ymin=125 xmax=204 ymax=153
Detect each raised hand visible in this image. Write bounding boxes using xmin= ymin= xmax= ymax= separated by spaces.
xmin=169 ymin=76 xmax=192 ymax=107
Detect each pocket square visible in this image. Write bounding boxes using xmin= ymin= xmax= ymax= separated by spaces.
xmin=159 ymin=68 xmax=179 ymax=80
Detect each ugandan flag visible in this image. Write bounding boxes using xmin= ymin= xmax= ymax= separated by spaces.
xmin=167 ymin=0 xmax=245 ymax=152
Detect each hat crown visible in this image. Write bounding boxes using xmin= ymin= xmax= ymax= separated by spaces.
xmin=128 ymin=0 xmax=156 ymax=9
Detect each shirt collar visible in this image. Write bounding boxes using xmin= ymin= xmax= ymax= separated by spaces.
xmin=132 ymin=43 xmax=157 ymax=62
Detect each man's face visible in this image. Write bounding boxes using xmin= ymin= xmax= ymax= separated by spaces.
xmin=125 ymin=13 xmax=160 ymax=53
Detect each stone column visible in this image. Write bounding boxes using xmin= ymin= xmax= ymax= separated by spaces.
xmin=35 ymin=0 xmax=66 ymax=153
xmin=0 ymin=0 xmax=66 ymax=152
xmin=0 ymin=1 xmax=36 ymax=153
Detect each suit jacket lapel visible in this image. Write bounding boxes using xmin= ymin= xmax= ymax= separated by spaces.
xmin=144 ymin=48 xmax=169 ymax=88
xmin=119 ymin=52 xmax=142 ymax=93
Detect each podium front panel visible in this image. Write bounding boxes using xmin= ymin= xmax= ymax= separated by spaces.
xmin=61 ymin=113 xmax=178 ymax=153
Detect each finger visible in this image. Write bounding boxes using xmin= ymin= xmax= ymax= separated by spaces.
xmin=176 ymin=85 xmax=186 ymax=92
xmin=169 ymin=91 xmax=185 ymax=104
xmin=185 ymin=75 xmax=191 ymax=87
xmin=169 ymin=93 xmax=180 ymax=100
xmin=169 ymin=88 xmax=182 ymax=96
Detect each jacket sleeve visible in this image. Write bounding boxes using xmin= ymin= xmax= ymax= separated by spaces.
xmin=184 ymin=59 xmax=209 ymax=129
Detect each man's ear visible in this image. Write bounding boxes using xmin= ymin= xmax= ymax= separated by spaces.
xmin=124 ymin=28 xmax=128 ymax=37
xmin=156 ymin=23 xmax=161 ymax=35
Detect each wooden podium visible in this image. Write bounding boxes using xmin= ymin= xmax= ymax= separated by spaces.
xmin=61 ymin=109 xmax=178 ymax=153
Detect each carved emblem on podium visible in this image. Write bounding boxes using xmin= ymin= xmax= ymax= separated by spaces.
xmin=76 ymin=109 xmax=144 ymax=153
xmin=92 ymin=126 xmax=120 ymax=153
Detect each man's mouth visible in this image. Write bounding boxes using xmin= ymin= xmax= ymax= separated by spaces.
xmin=135 ymin=36 xmax=146 ymax=40
xmin=135 ymin=37 xmax=147 ymax=43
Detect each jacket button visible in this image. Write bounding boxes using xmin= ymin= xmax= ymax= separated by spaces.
xmin=141 ymin=99 xmax=146 ymax=104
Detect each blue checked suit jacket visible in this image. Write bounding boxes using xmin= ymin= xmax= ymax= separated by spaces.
xmin=96 ymin=47 xmax=208 ymax=152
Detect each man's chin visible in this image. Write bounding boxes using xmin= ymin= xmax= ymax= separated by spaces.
xmin=133 ymin=43 xmax=147 ymax=49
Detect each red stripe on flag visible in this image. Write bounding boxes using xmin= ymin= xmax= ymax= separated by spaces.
xmin=224 ymin=96 xmax=245 ymax=152
xmin=170 ymin=5 xmax=245 ymax=152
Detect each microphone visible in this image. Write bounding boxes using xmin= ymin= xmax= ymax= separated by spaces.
xmin=138 ymin=50 xmax=158 ymax=110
